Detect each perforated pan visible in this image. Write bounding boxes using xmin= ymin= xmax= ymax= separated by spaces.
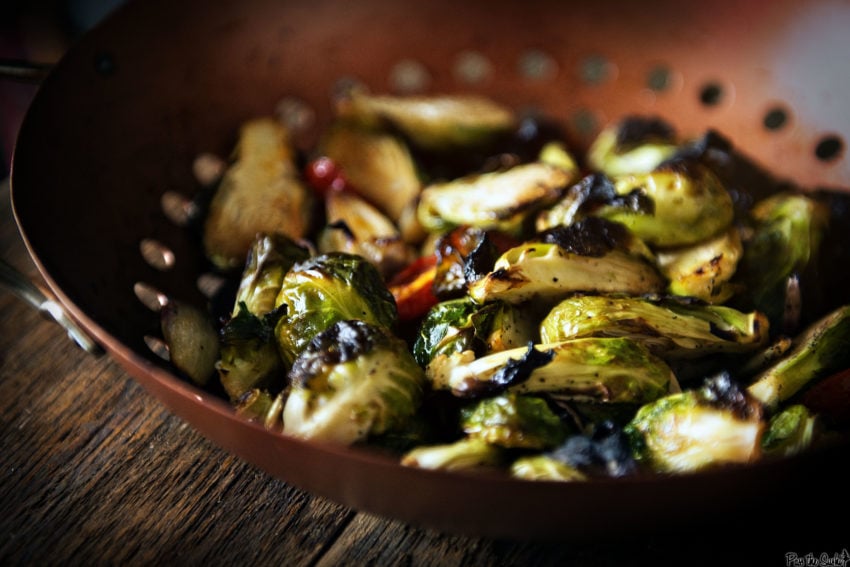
xmin=9 ymin=0 xmax=850 ymax=541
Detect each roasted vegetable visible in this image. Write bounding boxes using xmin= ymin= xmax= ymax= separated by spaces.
xmin=586 ymin=116 xmax=679 ymax=177
xmin=539 ymin=295 xmax=768 ymax=359
xmin=625 ymin=373 xmax=764 ymax=473
xmin=734 ymin=192 xmax=829 ymax=333
xmin=413 ymin=297 xmax=536 ymax=367
xmin=431 ymin=225 xmax=516 ymax=300
xmin=417 ymin=162 xmax=574 ymax=235
xmin=655 ymin=227 xmax=743 ymax=303
xmin=274 ymin=252 xmax=398 ymax=364
xmin=336 ymin=89 xmax=517 ymax=151
xmin=467 ymin=240 xmax=662 ymax=306
xmin=547 ymin=421 xmax=638 ymax=477
xmin=282 ymin=320 xmax=426 ymax=444
xmin=160 ymin=300 xmax=220 ymax=387
xmin=203 ymin=118 xmax=313 ymax=270
xmin=509 ymin=455 xmax=587 ymax=481
xmin=317 ymin=189 xmax=416 ymax=278
xmin=460 ymin=392 xmax=569 ymax=449
xmin=400 ymin=437 xmax=503 ymax=471
xmin=597 ymin=160 xmax=735 ymax=247
xmin=319 ymin=120 xmax=421 ymax=223
xmin=746 ymin=305 xmax=850 ymax=411
xmin=427 ymin=338 xmax=676 ymax=404
xmin=761 ymin=404 xmax=818 ymax=457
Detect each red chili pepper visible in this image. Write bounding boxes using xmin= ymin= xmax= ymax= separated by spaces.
xmin=304 ymin=156 xmax=349 ymax=198
xmin=388 ymin=255 xmax=439 ymax=321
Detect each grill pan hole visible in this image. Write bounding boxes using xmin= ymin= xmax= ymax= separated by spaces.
xmin=519 ymin=49 xmax=557 ymax=81
xmin=454 ymin=51 xmax=493 ymax=85
xmin=134 ymin=282 xmax=168 ymax=311
xmin=140 ymin=239 xmax=176 ymax=271
xmin=197 ymin=272 xmax=228 ymax=299
xmin=699 ymin=82 xmax=724 ymax=106
xmin=580 ymin=55 xmax=614 ymax=85
xmin=763 ymin=107 xmax=789 ymax=131
xmin=389 ymin=59 xmax=430 ymax=93
xmin=646 ymin=65 xmax=672 ymax=92
xmin=144 ymin=335 xmax=170 ymax=361
xmin=161 ymin=191 xmax=198 ymax=227
xmin=814 ymin=135 xmax=844 ymax=162
xmin=275 ymin=97 xmax=316 ymax=135
xmin=192 ymin=153 xmax=226 ymax=187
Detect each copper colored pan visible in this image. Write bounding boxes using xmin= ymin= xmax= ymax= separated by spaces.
xmin=9 ymin=0 xmax=850 ymax=542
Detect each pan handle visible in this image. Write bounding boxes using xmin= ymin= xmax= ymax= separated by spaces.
xmin=0 ymin=59 xmax=52 ymax=83
xmin=0 ymin=258 xmax=102 ymax=355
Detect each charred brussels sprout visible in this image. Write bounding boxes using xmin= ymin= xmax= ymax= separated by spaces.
xmin=417 ymin=162 xmax=574 ymax=235
xmin=539 ymin=295 xmax=768 ymax=359
xmin=274 ymin=253 xmax=398 ymax=364
xmin=319 ymin=120 xmax=421 ymax=223
xmin=747 ymin=305 xmax=850 ymax=411
xmin=317 ymin=190 xmax=416 ymax=278
xmin=203 ymin=118 xmax=313 ymax=270
xmin=282 ymin=320 xmax=426 ymax=445
xmin=734 ymin=192 xmax=829 ymax=333
xmin=625 ymin=373 xmax=764 ymax=473
xmin=548 ymin=421 xmax=638 ymax=478
xmin=336 ymin=89 xmax=517 ymax=151
xmin=160 ymin=300 xmax=220 ymax=387
xmin=655 ymin=227 xmax=743 ymax=303
xmin=587 ymin=116 xmax=679 ymax=177
xmin=596 ymin=160 xmax=734 ymax=248
xmin=413 ymin=297 xmax=536 ymax=367
xmin=460 ymin=393 xmax=569 ymax=449
xmin=468 ymin=221 xmax=664 ymax=305
xmin=232 ymin=233 xmax=312 ymax=317
xmin=428 ymin=338 xmax=675 ymax=404
xmin=400 ymin=437 xmax=503 ymax=471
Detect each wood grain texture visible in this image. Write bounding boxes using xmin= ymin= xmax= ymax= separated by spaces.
xmin=0 ymin=179 xmax=832 ymax=566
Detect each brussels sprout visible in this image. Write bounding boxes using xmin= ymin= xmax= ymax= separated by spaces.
xmin=417 ymin=162 xmax=574 ymax=235
xmin=282 ymin=320 xmax=426 ymax=445
xmin=597 ymin=160 xmax=735 ymax=247
xmin=274 ymin=253 xmax=398 ymax=364
xmin=586 ymin=116 xmax=679 ymax=177
xmin=203 ymin=118 xmax=314 ymax=270
xmin=746 ymin=305 xmax=850 ymax=411
xmin=510 ymin=455 xmax=587 ymax=481
xmin=160 ymin=300 xmax=220 ymax=387
xmin=625 ymin=373 xmax=764 ymax=473
xmin=400 ymin=437 xmax=503 ymax=471
xmin=431 ymin=225 xmax=516 ymax=299
xmin=460 ymin=393 xmax=569 ymax=449
xmin=538 ymin=140 xmax=581 ymax=178
xmin=413 ymin=297 xmax=537 ymax=367
xmin=734 ymin=192 xmax=829 ymax=332
xmin=539 ymin=295 xmax=768 ymax=359
xmin=317 ymin=190 xmax=417 ymax=278
xmin=319 ymin=120 xmax=422 ymax=222
xmin=336 ymin=89 xmax=517 ymax=151
xmin=428 ymin=338 xmax=676 ymax=404
xmin=467 ymin=239 xmax=664 ymax=306
xmin=217 ymin=304 xmax=286 ymax=402
xmin=232 ymin=233 xmax=312 ymax=317
xmin=761 ymin=404 xmax=817 ymax=457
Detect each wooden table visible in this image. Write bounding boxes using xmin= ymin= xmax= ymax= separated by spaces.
xmin=0 ymin=176 xmax=845 ymax=566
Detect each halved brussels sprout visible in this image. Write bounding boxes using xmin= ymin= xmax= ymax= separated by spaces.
xmin=203 ymin=118 xmax=313 ymax=270
xmin=625 ymin=373 xmax=764 ymax=473
xmin=586 ymin=116 xmax=679 ymax=177
xmin=468 ymin=240 xmax=664 ymax=305
xmin=428 ymin=338 xmax=676 ymax=404
xmin=655 ymin=227 xmax=743 ymax=303
xmin=460 ymin=392 xmax=569 ymax=449
xmin=761 ymin=404 xmax=818 ymax=457
xmin=274 ymin=252 xmax=398 ymax=364
xmin=400 ymin=437 xmax=503 ymax=471
xmin=596 ymin=160 xmax=735 ymax=248
xmin=282 ymin=320 xmax=426 ymax=445
xmin=539 ymin=295 xmax=768 ymax=359
xmin=413 ymin=297 xmax=537 ymax=367
xmin=319 ymin=120 xmax=422 ymax=222
xmin=336 ymin=89 xmax=517 ymax=151
xmin=317 ymin=190 xmax=416 ymax=278
xmin=734 ymin=192 xmax=829 ymax=332
xmin=747 ymin=304 xmax=850 ymax=411
xmin=417 ymin=162 xmax=574 ymax=235
xmin=160 ymin=300 xmax=220 ymax=387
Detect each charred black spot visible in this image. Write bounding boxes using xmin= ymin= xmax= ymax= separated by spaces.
xmin=325 ymin=219 xmax=355 ymax=239
xmin=457 ymin=342 xmax=554 ymax=397
xmin=463 ymin=235 xmax=499 ymax=284
xmin=549 ymin=420 xmax=637 ymax=477
xmin=665 ymin=129 xmax=733 ymax=166
xmin=614 ymin=116 xmax=677 ymax=152
xmin=289 ymin=320 xmax=386 ymax=385
xmin=538 ymin=217 xmax=636 ymax=257
xmin=698 ymin=372 xmax=762 ymax=420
